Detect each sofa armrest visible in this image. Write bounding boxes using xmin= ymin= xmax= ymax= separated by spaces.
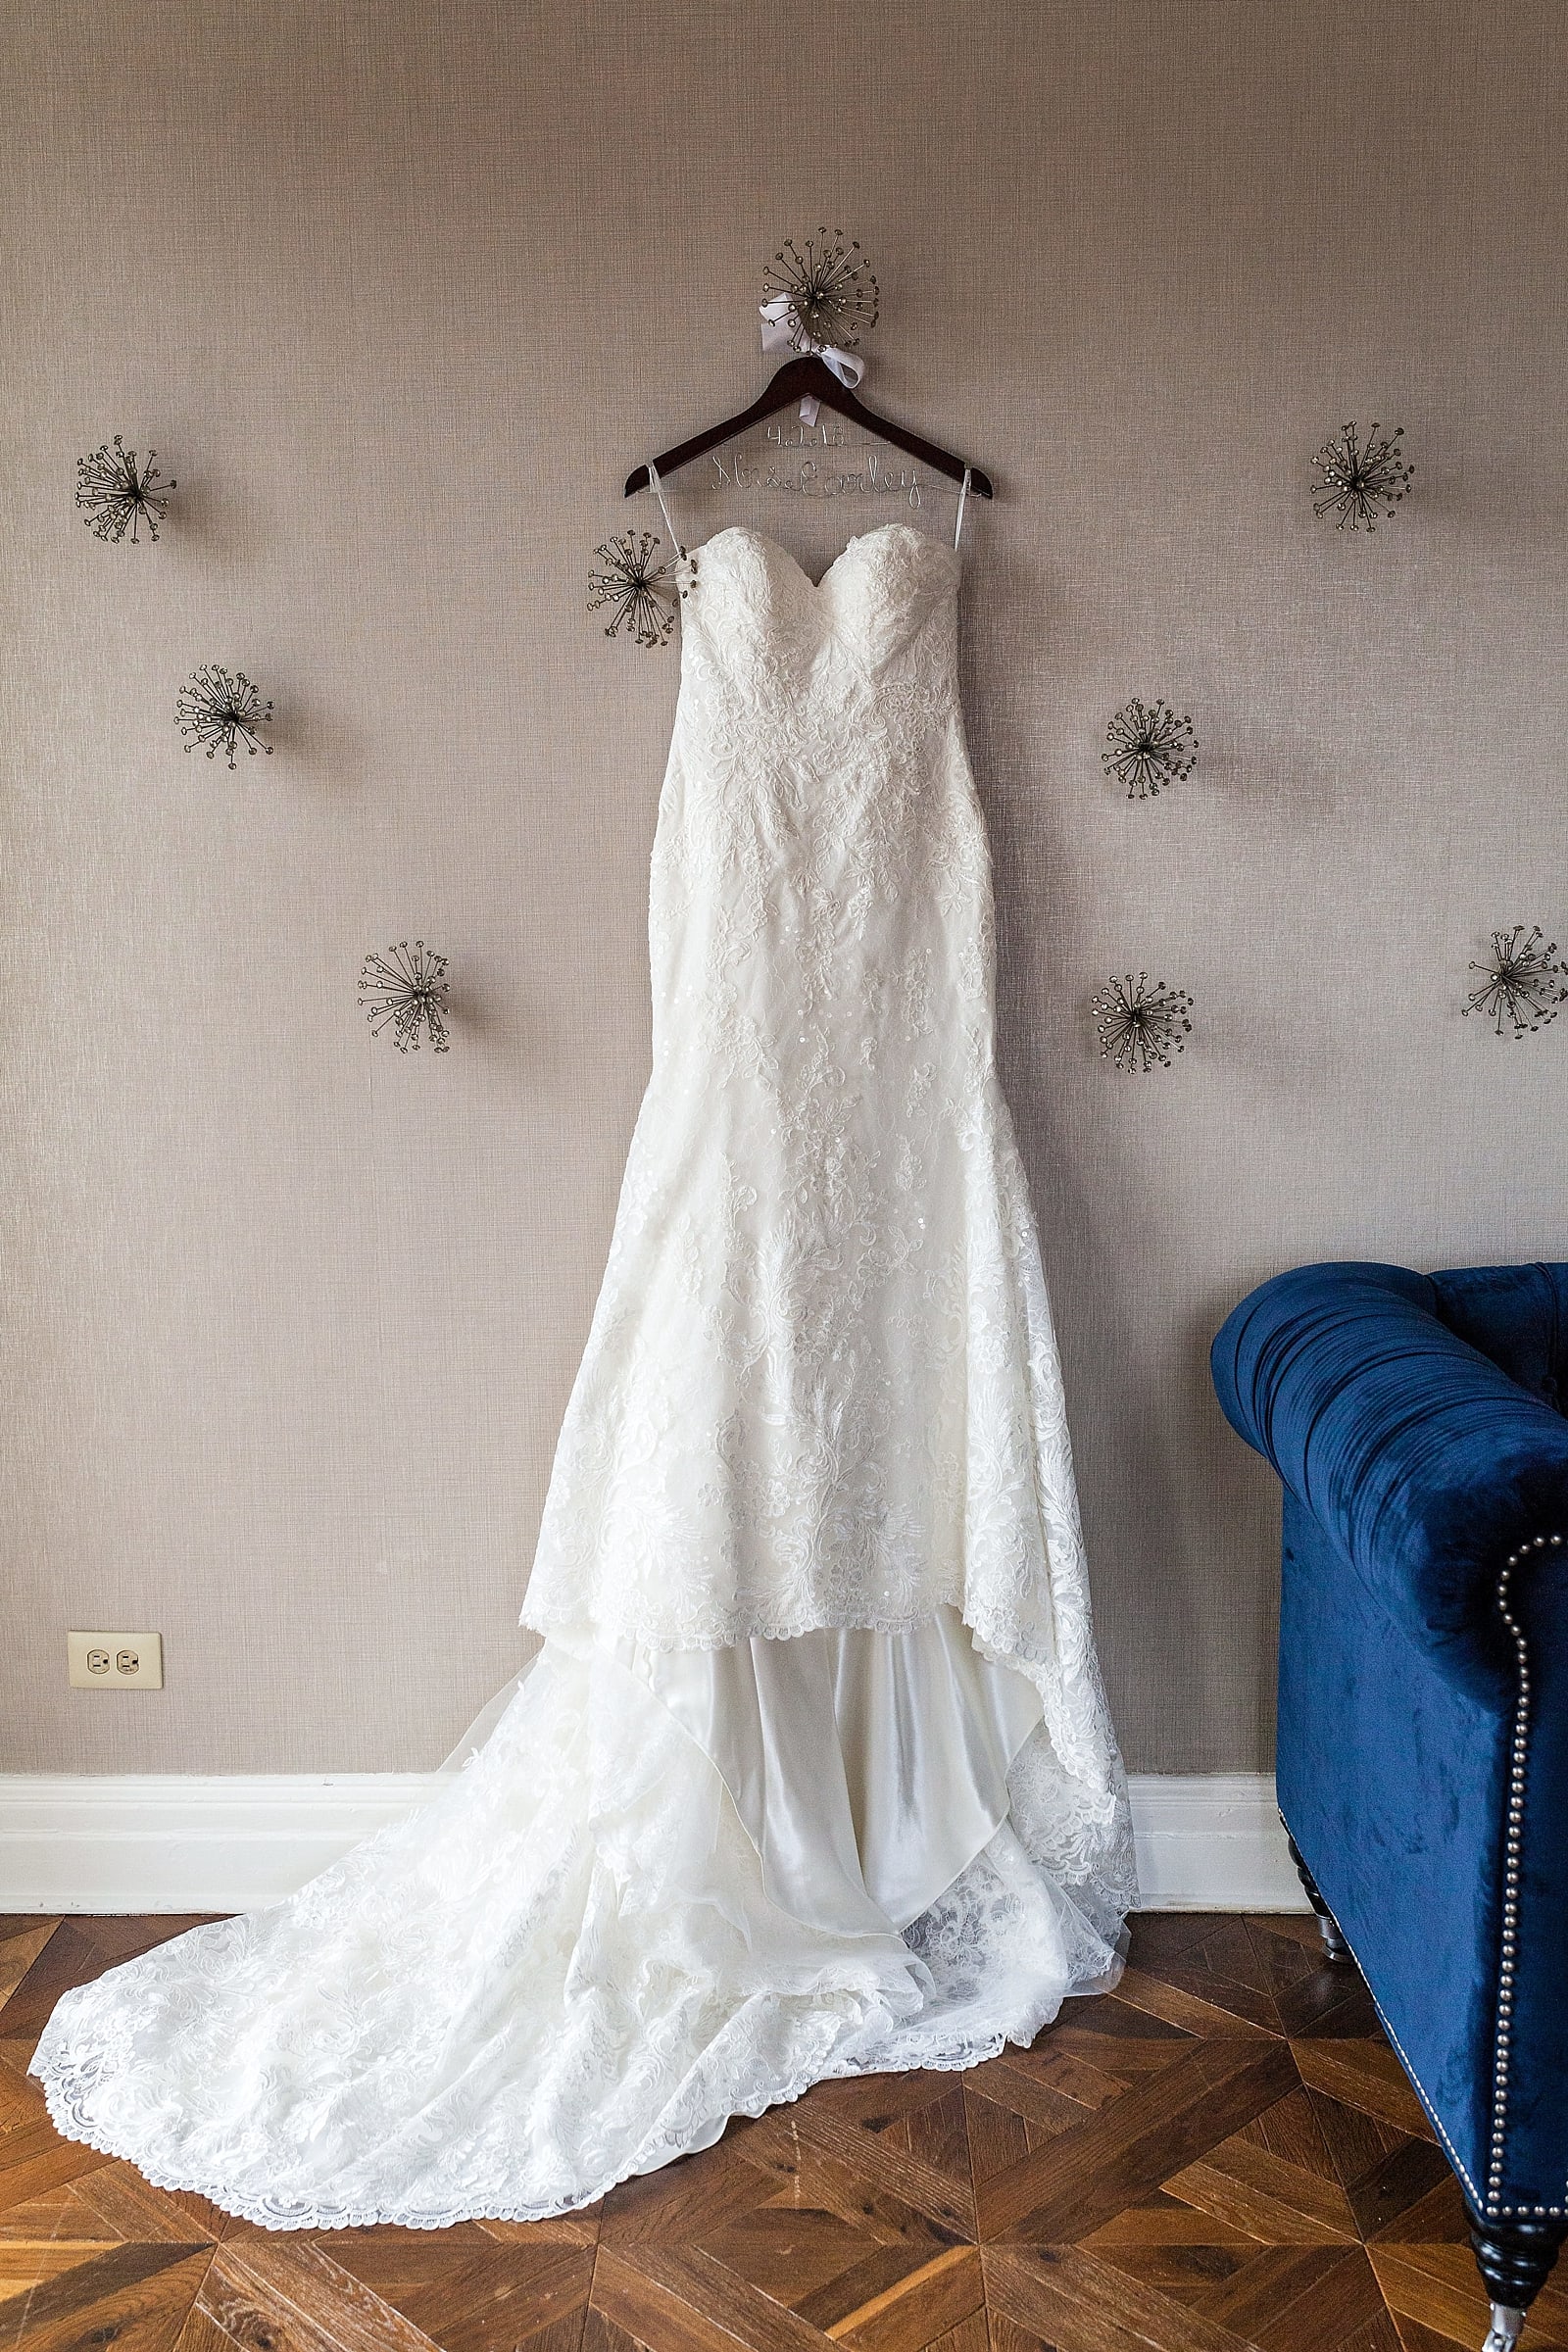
xmin=1211 ymin=1261 xmax=1568 ymax=1703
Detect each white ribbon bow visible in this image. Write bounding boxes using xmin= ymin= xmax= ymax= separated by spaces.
xmin=760 ymin=297 xmax=865 ymax=424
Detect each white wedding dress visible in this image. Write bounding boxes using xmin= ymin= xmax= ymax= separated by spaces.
xmin=31 ymin=514 xmax=1136 ymax=2230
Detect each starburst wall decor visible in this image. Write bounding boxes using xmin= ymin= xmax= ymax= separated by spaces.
xmin=761 ymin=229 xmax=879 ymax=355
xmin=1093 ymin=973 xmax=1195 ymax=1073
xmin=1463 ymin=925 xmax=1567 ymax=1039
xmin=75 ymin=435 xmax=176 ymax=543
xmin=588 ymin=530 xmax=682 ymax=650
xmin=174 ymin=665 xmax=273 ymax=768
xmin=359 ymin=941 xmax=451 ymax=1053
xmin=1102 ymin=700 xmax=1198 ymax=800
xmin=1311 ymin=421 xmax=1414 ymax=531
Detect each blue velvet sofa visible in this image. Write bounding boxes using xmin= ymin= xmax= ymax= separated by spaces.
xmin=1211 ymin=1261 xmax=1568 ymax=2352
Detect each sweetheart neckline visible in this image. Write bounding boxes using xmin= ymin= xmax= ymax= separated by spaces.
xmin=690 ymin=521 xmax=960 ymax=595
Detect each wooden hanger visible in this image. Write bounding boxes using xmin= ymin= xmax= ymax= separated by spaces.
xmin=624 ymin=354 xmax=995 ymax=501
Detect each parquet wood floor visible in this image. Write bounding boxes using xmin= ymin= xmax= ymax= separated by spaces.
xmin=1 ymin=1909 xmax=1562 ymax=2352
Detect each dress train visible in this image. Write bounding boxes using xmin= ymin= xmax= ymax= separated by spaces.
xmin=32 ymin=1613 xmax=1124 ymax=2230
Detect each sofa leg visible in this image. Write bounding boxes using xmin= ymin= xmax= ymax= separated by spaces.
xmin=1467 ymin=2210 xmax=1565 ymax=2350
xmin=1283 ymin=1828 xmax=1353 ymax=1964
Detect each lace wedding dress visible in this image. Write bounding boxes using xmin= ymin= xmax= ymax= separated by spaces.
xmin=31 ymin=515 xmax=1136 ymax=2230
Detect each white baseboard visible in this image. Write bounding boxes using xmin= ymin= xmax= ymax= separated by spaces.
xmin=1129 ymin=1773 xmax=1307 ymax=1912
xmin=0 ymin=1776 xmax=435 ymax=1916
xmin=0 ymin=1769 xmax=1307 ymax=1916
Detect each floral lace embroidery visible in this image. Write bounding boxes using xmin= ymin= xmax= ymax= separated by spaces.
xmin=523 ymin=523 xmax=1131 ymax=1907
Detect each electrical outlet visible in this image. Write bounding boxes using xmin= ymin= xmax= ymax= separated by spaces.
xmin=68 ymin=1631 xmax=164 ymax=1690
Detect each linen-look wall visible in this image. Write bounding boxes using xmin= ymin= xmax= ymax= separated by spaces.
xmin=2 ymin=0 xmax=1563 ymax=1775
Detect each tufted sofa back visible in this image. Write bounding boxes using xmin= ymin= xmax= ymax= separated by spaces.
xmin=1429 ymin=1261 xmax=1568 ymax=1416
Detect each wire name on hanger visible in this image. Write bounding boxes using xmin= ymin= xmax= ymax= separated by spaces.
xmin=707 ymin=434 xmax=927 ymax=508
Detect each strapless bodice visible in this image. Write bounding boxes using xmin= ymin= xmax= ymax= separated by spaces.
xmin=679 ymin=521 xmax=961 ymax=686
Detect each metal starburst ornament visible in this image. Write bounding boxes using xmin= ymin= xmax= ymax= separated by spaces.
xmin=761 ymin=228 xmax=879 ymax=355
xmin=1093 ymin=972 xmax=1195 ymax=1073
xmin=1463 ymin=926 xmax=1567 ymax=1039
xmin=1311 ymin=421 xmax=1414 ymax=531
xmin=588 ymin=530 xmax=678 ymax=650
xmin=75 ymin=434 xmax=176 ymax=543
xmin=1102 ymin=699 xmax=1197 ymax=800
xmin=175 ymin=665 xmax=273 ymax=768
xmin=359 ymin=941 xmax=452 ymax=1053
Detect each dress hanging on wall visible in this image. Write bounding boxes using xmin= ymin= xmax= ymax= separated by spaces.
xmin=29 ymin=495 xmax=1136 ymax=2229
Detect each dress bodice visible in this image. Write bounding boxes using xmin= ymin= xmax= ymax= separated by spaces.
xmin=680 ymin=522 xmax=962 ymax=690
xmin=648 ymin=520 xmax=988 ymax=1092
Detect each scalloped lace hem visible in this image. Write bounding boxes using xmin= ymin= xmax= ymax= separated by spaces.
xmin=521 ymin=1593 xmax=1059 ymax=1659
xmin=26 ymin=2000 xmax=868 ymax=2232
xmin=29 ymin=1978 xmax=1115 ymax=2234
xmin=522 ymin=1596 xmax=977 ymax=1653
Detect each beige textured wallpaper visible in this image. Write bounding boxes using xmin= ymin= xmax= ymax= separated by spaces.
xmin=2 ymin=0 xmax=1564 ymax=1775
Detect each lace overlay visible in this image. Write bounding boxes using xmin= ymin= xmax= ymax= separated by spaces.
xmin=29 ymin=522 xmax=1136 ymax=2229
xmin=524 ymin=524 xmax=1129 ymax=1852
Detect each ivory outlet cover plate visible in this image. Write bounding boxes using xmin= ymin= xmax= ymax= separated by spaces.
xmin=68 ymin=1631 xmax=164 ymax=1690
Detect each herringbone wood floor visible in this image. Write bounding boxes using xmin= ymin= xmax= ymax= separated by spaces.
xmin=2 ymin=1911 xmax=1564 ymax=2352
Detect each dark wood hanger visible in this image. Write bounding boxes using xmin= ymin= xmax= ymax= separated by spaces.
xmin=624 ymin=354 xmax=995 ymax=501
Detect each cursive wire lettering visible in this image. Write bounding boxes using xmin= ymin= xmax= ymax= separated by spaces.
xmin=708 ymin=431 xmax=924 ymax=508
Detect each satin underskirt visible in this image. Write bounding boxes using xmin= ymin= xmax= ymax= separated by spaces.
xmin=29 ymin=1610 xmax=1126 ymax=2230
